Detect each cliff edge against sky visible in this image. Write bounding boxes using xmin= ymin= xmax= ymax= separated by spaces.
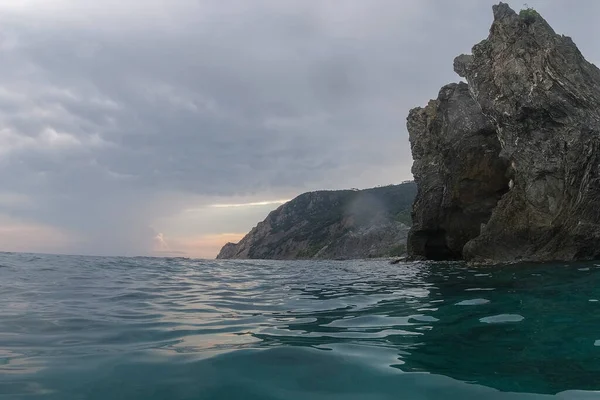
xmin=217 ymin=183 xmax=416 ymax=260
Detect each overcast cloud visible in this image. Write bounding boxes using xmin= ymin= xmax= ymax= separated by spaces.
xmin=0 ymin=0 xmax=598 ymax=257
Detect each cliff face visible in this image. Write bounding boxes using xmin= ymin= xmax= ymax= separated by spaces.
xmin=216 ymin=183 xmax=416 ymax=260
xmin=409 ymin=3 xmax=600 ymax=262
xmin=407 ymin=83 xmax=509 ymax=260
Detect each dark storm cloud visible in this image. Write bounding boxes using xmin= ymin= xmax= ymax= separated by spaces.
xmin=0 ymin=0 xmax=598 ymax=255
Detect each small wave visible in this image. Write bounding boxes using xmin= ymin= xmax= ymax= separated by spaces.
xmin=480 ymin=314 xmax=524 ymax=324
xmin=456 ymin=298 xmax=490 ymax=306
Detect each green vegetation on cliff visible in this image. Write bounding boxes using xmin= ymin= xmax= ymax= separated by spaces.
xmin=519 ymin=6 xmax=539 ymax=24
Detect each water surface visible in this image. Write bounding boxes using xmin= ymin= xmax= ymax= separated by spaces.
xmin=1 ymin=252 xmax=600 ymax=399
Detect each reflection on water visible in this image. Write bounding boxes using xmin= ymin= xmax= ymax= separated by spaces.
xmin=1 ymin=253 xmax=600 ymax=399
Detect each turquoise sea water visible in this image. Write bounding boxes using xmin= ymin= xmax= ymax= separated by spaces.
xmin=1 ymin=252 xmax=600 ymax=399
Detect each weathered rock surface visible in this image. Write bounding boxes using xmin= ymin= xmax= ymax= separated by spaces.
xmin=216 ymin=183 xmax=416 ymax=260
xmin=409 ymin=3 xmax=600 ymax=262
xmin=407 ymin=83 xmax=509 ymax=260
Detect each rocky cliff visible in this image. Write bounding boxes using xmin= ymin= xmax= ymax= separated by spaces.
xmin=407 ymin=82 xmax=509 ymax=260
xmin=408 ymin=3 xmax=600 ymax=262
xmin=216 ymin=183 xmax=416 ymax=260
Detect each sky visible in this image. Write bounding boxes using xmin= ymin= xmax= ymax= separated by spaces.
xmin=0 ymin=0 xmax=598 ymax=258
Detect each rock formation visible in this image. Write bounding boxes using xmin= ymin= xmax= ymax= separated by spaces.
xmin=217 ymin=183 xmax=416 ymax=260
xmin=408 ymin=3 xmax=600 ymax=262
xmin=407 ymin=83 xmax=509 ymax=260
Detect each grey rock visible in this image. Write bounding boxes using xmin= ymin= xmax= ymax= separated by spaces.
xmin=457 ymin=3 xmax=600 ymax=262
xmin=407 ymin=82 xmax=509 ymax=260
xmin=410 ymin=2 xmax=600 ymax=262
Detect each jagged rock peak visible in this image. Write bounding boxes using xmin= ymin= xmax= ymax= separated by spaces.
xmin=492 ymin=2 xmax=516 ymax=18
xmin=454 ymin=2 xmax=559 ymax=81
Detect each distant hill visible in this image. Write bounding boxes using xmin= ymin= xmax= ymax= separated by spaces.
xmin=216 ymin=182 xmax=417 ymax=260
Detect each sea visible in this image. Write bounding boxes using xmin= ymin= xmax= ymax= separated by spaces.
xmin=1 ymin=252 xmax=600 ymax=399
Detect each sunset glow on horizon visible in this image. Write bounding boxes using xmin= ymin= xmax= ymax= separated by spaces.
xmin=152 ymin=232 xmax=246 ymax=259
xmin=207 ymin=199 xmax=290 ymax=209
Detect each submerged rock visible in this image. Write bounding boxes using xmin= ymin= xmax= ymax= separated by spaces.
xmin=409 ymin=3 xmax=600 ymax=262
